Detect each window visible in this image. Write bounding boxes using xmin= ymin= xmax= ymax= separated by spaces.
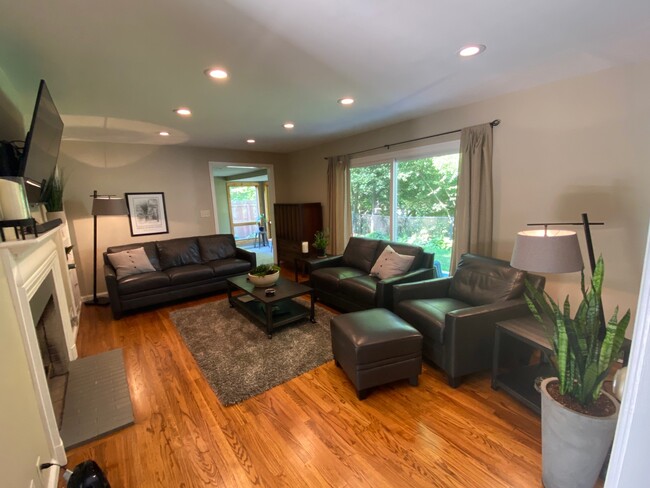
xmin=350 ymin=142 xmax=459 ymax=275
xmin=227 ymin=183 xmax=266 ymax=242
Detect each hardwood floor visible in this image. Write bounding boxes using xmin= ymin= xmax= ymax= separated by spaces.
xmin=63 ymin=288 xmax=546 ymax=487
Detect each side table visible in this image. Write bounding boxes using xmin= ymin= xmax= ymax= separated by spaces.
xmin=491 ymin=316 xmax=554 ymax=414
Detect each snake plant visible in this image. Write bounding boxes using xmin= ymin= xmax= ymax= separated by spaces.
xmin=524 ymin=256 xmax=630 ymax=406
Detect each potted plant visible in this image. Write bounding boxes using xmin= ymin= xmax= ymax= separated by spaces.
xmin=248 ymin=264 xmax=280 ymax=287
xmin=42 ymin=166 xmax=65 ymax=218
xmin=313 ymin=230 xmax=328 ymax=258
xmin=525 ymin=256 xmax=630 ymax=488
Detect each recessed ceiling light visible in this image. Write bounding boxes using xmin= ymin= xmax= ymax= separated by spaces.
xmin=205 ymin=68 xmax=229 ymax=79
xmin=246 ymin=139 xmax=256 ymax=144
xmin=458 ymin=44 xmax=486 ymax=57
xmin=338 ymin=97 xmax=354 ymax=105
xmin=174 ymin=107 xmax=192 ymax=116
xmin=227 ymin=166 xmax=257 ymax=169
xmin=283 ymin=122 xmax=295 ymax=129
xmin=159 ymin=131 xmax=170 ymax=136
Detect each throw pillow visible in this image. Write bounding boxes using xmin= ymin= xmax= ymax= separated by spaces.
xmin=369 ymin=245 xmax=415 ymax=280
xmin=107 ymin=247 xmax=156 ymax=279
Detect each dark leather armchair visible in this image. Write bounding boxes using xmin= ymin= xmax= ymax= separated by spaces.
xmin=392 ymin=253 xmax=545 ymax=387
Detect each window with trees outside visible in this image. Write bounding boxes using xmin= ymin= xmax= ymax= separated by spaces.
xmin=350 ymin=142 xmax=460 ymax=275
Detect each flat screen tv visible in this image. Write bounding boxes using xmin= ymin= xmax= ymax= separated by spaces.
xmin=19 ymin=80 xmax=64 ymax=204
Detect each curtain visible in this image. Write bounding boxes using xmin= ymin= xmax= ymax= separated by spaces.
xmin=327 ymin=155 xmax=352 ymax=255
xmin=449 ymin=123 xmax=493 ymax=273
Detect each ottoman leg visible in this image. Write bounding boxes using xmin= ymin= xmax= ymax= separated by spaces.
xmin=409 ymin=376 xmax=419 ymax=387
xmin=357 ymin=388 xmax=369 ymax=400
xmin=334 ymin=359 xmax=341 ymax=368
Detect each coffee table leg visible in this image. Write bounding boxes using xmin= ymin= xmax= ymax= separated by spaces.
xmin=265 ymin=303 xmax=273 ymax=339
xmin=310 ymin=290 xmax=316 ymax=323
xmin=227 ymin=281 xmax=234 ymax=307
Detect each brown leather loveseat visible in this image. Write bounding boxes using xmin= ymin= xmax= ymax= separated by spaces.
xmin=308 ymin=237 xmax=435 ymax=312
xmin=104 ymin=234 xmax=256 ymax=319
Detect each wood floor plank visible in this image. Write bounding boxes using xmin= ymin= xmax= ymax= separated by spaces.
xmin=62 ymin=288 xmax=548 ymax=487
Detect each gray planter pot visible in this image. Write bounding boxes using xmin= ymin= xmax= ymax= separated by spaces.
xmin=541 ymin=377 xmax=619 ymax=488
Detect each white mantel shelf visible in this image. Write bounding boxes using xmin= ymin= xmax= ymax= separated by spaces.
xmin=0 ymin=226 xmax=60 ymax=250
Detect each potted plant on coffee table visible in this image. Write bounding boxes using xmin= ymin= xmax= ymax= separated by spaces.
xmin=524 ymin=256 xmax=630 ymax=488
xmin=248 ymin=264 xmax=280 ymax=287
xmin=313 ymin=230 xmax=328 ymax=258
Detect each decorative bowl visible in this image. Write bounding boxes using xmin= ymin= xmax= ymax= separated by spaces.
xmin=248 ymin=270 xmax=280 ymax=287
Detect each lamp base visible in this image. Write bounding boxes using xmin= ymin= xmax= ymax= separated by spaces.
xmin=84 ymin=296 xmax=111 ymax=307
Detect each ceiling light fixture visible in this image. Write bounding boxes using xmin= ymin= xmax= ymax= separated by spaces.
xmin=283 ymin=122 xmax=295 ymax=129
xmin=227 ymin=165 xmax=256 ymax=169
xmin=205 ymin=68 xmax=229 ymax=79
xmin=159 ymin=131 xmax=170 ymax=136
xmin=174 ymin=107 xmax=192 ymax=116
xmin=338 ymin=97 xmax=355 ymax=105
xmin=458 ymin=44 xmax=486 ymax=57
xmin=246 ymin=139 xmax=256 ymax=144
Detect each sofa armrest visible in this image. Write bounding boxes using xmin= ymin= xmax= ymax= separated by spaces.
xmin=103 ymin=264 xmax=123 ymax=319
xmin=392 ymin=277 xmax=453 ymax=308
xmin=376 ymin=268 xmax=435 ymax=309
xmin=442 ymin=299 xmax=532 ymax=377
xmin=236 ymin=247 xmax=257 ymax=269
xmin=306 ymin=255 xmax=344 ymax=273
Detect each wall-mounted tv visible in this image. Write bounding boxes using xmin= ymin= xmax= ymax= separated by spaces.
xmin=19 ymin=80 xmax=64 ymax=204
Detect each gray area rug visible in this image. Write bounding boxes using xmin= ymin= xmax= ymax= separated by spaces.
xmin=170 ymin=298 xmax=335 ymax=406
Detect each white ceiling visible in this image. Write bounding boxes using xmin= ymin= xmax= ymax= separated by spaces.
xmin=2 ymin=0 xmax=650 ymax=153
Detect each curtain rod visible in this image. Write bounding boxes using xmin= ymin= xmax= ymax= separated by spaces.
xmin=324 ymin=119 xmax=501 ymax=160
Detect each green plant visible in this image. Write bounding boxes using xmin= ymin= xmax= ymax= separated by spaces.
xmin=524 ymin=256 xmax=630 ymax=406
xmin=250 ymin=264 xmax=280 ymax=277
xmin=42 ymin=166 xmax=64 ymax=212
xmin=313 ymin=230 xmax=328 ymax=252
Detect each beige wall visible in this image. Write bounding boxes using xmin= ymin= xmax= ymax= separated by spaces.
xmin=213 ymin=177 xmax=231 ymax=234
xmin=58 ymin=141 xmax=286 ymax=297
xmin=285 ymin=62 xmax=650 ymax=331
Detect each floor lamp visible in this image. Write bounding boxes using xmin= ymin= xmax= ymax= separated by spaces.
xmin=84 ymin=190 xmax=128 ymax=306
xmin=510 ymin=212 xmax=606 ymax=336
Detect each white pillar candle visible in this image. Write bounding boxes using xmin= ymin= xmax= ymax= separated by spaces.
xmin=301 ymin=241 xmax=309 ymax=254
xmin=0 ymin=178 xmax=31 ymax=220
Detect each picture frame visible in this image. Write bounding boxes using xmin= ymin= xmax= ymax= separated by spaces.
xmin=125 ymin=192 xmax=169 ymax=236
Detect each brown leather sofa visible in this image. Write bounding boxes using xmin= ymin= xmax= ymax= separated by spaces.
xmin=392 ymin=253 xmax=545 ymax=387
xmin=104 ymin=234 xmax=256 ymax=319
xmin=307 ymin=237 xmax=435 ymax=312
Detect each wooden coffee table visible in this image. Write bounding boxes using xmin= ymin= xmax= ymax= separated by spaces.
xmin=226 ymin=275 xmax=315 ymax=338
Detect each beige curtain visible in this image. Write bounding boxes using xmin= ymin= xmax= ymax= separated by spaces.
xmin=327 ymin=155 xmax=352 ymax=254
xmin=450 ymin=123 xmax=493 ymax=273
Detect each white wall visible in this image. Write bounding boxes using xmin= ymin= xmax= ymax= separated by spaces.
xmin=283 ymin=62 xmax=650 ymax=331
xmin=58 ymin=141 xmax=286 ymax=297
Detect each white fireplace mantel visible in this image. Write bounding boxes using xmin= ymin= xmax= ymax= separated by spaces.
xmin=0 ymin=227 xmax=78 ymax=486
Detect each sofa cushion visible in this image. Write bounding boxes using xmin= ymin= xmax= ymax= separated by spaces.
xmin=166 ymin=264 xmax=214 ymax=285
xmin=156 ymin=237 xmax=201 ymax=270
xmin=106 ymin=241 xmax=161 ymax=271
xmin=117 ymin=271 xmax=171 ymax=295
xmin=198 ymin=234 xmax=237 ymax=261
xmin=338 ymin=276 xmax=379 ymax=309
xmin=311 ymin=267 xmax=367 ymax=293
xmin=370 ymin=245 xmax=416 ymax=280
xmin=449 ymin=254 xmax=526 ymax=306
xmin=107 ymin=247 xmax=156 ymax=279
xmin=207 ymin=258 xmax=252 ymax=277
xmin=342 ymin=237 xmax=380 ymax=273
xmin=375 ymin=241 xmax=424 ymax=271
xmin=395 ymin=297 xmax=469 ymax=343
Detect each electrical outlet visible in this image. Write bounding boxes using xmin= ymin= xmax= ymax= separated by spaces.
xmin=200 ymin=209 xmax=211 ymax=218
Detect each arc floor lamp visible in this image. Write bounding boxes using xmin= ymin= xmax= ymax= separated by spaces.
xmin=84 ymin=190 xmax=128 ymax=306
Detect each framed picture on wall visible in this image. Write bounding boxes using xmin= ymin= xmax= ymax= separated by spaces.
xmin=125 ymin=192 xmax=169 ymax=236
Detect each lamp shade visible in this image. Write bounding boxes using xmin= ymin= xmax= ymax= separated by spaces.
xmin=92 ymin=196 xmax=128 ymax=216
xmin=510 ymin=229 xmax=584 ymax=273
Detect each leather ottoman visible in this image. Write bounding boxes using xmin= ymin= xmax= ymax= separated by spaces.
xmin=330 ymin=308 xmax=423 ymax=399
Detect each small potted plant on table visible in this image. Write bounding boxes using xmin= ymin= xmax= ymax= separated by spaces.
xmin=248 ymin=264 xmax=280 ymax=287
xmin=313 ymin=230 xmax=328 ymax=258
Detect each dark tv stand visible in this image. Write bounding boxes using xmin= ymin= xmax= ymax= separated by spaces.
xmin=0 ymin=217 xmax=61 ymax=242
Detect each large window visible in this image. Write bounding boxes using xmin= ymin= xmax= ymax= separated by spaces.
xmin=350 ymin=144 xmax=459 ymax=275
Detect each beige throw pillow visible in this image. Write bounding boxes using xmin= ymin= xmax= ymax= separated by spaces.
xmin=107 ymin=247 xmax=156 ymax=279
xmin=370 ymin=245 xmax=415 ymax=280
